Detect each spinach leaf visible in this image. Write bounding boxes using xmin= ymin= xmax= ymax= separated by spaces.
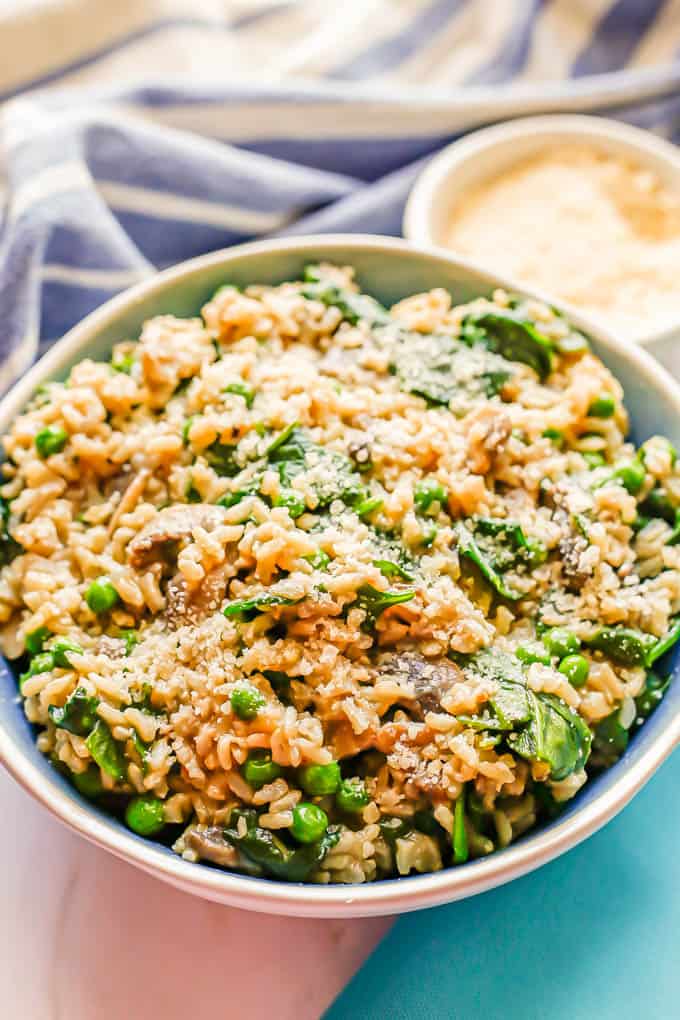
xmin=48 ymin=687 xmax=100 ymax=735
xmin=373 ymin=559 xmax=415 ymax=582
xmin=634 ymin=670 xmax=670 ymax=724
xmin=456 ymin=649 xmax=592 ymax=780
xmin=85 ymin=719 xmax=127 ymax=782
xmin=223 ymin=381 xmax=255 ymax=408
xmin=204 ymin=441 xmax=240 ymax=476
xmin=389 ymin=332 xmax=511 ymax=407
xmin=455 ymin=521 xmax=522 ymax=601
xmin=301 ymin=265 xmax=391 ymax=328
xmin=223 ymin=809 xmax=340 ymax=881
xmin=473 ymin=517 xmax=547 ymax=570
xmin=268 ymin=427 xmax=364 ymax=511
xmin=223 ymin=592 xmax=302 ymax=621
xmin=507 ymin=690 xmax=592 ymax=781
xmin=0 ymin=496 xmax=22 ymax=567
xmin=584 ymin=623 xmax=680 ymax=668
xmin=354 ymin=583 xmax=416 ymax=629
xmin=462 ymin=310 xmax=554 ymax=380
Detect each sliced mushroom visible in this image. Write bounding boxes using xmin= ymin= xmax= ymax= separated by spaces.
xmin=165 ymin=563 xmax=232 ymax=629
xmin=128 ymin=504 xmax=228 ymax=569
xmin=373 ymin=651 xmax=463 ymax=719
xmin=181 ymin=825 xmax=240 ymax=869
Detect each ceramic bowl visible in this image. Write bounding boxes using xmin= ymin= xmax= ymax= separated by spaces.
xmin=1 ymin=234 xmax=679 ymax=917
xmin=403 ymin=114 xmax=680 ymax=354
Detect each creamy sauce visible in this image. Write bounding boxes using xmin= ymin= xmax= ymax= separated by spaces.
xmin=445 ymin=145 xmax=680 ymax=340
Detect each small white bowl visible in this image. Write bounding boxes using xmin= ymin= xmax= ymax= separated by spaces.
xmin=403 ymin=114 xmax=680 ymax=356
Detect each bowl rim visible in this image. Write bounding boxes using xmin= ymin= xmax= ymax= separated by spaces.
xmin=1 ymin=232 xmax=680 ymax=917
xmin=402 ymin=113 xmax=680 ymax=349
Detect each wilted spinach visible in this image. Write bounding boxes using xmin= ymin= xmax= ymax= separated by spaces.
xmin=48 ymin=687 xmax=99 ymax=736
xmin=223 ymin=809 xmax=340 ymax=881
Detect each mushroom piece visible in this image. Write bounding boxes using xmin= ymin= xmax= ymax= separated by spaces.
xmin=373 ymin=651 xmax=463 ymax=719
xmin=165 ymin=563 xmax=232 ymax=629
xmin=128 ymin=504 xmax=228 ymax=569
xmin=181 ymin=825 xmax=240 ymax=869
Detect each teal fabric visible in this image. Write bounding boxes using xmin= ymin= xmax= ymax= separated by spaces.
xmin=325 ymin=750 xmax=680 ymax=1020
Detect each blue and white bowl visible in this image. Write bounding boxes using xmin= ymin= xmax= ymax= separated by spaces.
xmin=1 ymin=235 xmax=678 ymax=917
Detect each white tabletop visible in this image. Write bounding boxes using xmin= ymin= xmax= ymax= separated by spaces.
xmin=1 ymin=769 xmax=391 ymax=1019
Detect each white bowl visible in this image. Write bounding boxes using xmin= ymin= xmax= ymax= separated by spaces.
xmin=2 ymin=234 xmax=680 ymax=917
xmin=403 ymin=114 xmax=680 ymax=354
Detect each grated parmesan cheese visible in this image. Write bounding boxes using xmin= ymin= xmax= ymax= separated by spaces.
xmin=445 ymin=144 xmax=680 ymax=341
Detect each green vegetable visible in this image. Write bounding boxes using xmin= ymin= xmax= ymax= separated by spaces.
xmin=639 ymin=437 xmax=677 ymax=467
xmin=305 ymin=549 xmax=331 ymax=570
xmin=453 ymin=787 xmax=469 ymax=865
xmin=290 ymin=803 xmax=329 ymax=844
xmin=118 ymin=629 xmax=138 ymax=655
xmin=414 ymin=480 xmax=447 ymax=514
xmin=461 ymin=310 xmax=554 ymax=380
xmin=542 ymin=428 xmax=564 ymax=447
xmin=204 ymin=441 xmax=240 ymax=476
xmin=354 ymin=496 xmax=384 ymax=519
xmin=378 ymin=816 xmax=412 ymax=849
xmin=634 ymin=670 xmax=670 ymax=724
xmin=558 ymin=653 xmax=590 ymax=688
xmin=223 ymin=592 xmax=302 ymax=621
xmin=302 ymin=265 xmax=391 ymax=328
xmin=543 ymin=628 xmax=580 ymax=659
xmin=455 ymin=521 xmax=521 ymax=601
xmin=85 ymin=719 xmax=127 ymax=782
xmin=51 ymin=638 xmax=83 ymax=668
xmin=72 ymin=766 xmax=103 ymax=799
xmin=588 ymin=394 xmax=616 ymax=418
xmin=515 ymin=644 xmax=551 ymax=667
xmin=583 ymin=451 xmax=606 ymax=469
xmin=639 ymin=486 xmax=675 ymax=525
xmin=647 ymin=617 xmax=680 ymax=666
xmin=85 ymin=577 xmax=120 ymax=614
xmin=0 ymin=496 xmax=22 ymax=567
xmin=19 ymin=651 xmax=55 ymax=689
xmin=241 ymin=750 xmax=282 ymax=789
xmin=231 ymin=682 xmax=266 ymax=721
xmin=267 ymin=427 xmax=364 ymax=511
xmin=592 ymin=709 xmax=630 ymax=765
xmin=264 ymin=421 xmax=299 ymax=457
xmin=390 ymin=331 xmax=511 ymax=406
xmin=372 ymin=559 xmax=415 ymax=582
xmin=336 ymin=777 xmax=370 ymax=813
xmin=111 ymin=353 xmax=135 ymax=374
xmin=223 ymin=381 xmax=255 ymax=408
xmin=586 ymin=626 xmax=657 ymax=667
xmin=354 ymin=583 xmax=416 ymax=629
xmin=182 ymin=416 xmax=196 ymax=444
xmin=456 ymin=650 xmax=591 ymax=780
xmin=129 ymin=730 xmax=149 ymax=772
xmin=48 ymin=687 xmax=99 ymax=735
xmin=25 ymin=626 xmax=50 ymax=656
xmin=125 ymin=795 xmax=166 ymax=836
xmin=507 ymin=689 xmax=592 ymax=781
xmin=613 ymin=459 xmax=646 ymax=495
xmin=223 ymin=808 xmax=340 ymax=881
xmin=299 ymin=761 xmax=341 ymax=796
xmin=35 ymin=426 xmax=68 ymax=458
xmin=262 ymin=670 xmax=294 ymax=694
xmin=272 ymin=489 xmax=306 ymax=519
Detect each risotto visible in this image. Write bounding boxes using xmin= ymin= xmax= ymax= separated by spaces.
xmin=1 ymin=264 xmax=679 ymax=884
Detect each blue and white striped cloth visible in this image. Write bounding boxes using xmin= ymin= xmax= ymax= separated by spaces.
xmin=2 ymin=0 xmax=680 ymax=390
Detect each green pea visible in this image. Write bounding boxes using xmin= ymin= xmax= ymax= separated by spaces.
xmin=111 ymin=353 xmax=135 ymax=374
xmin=231 ymin=682 xmax=266 ymax=721
xmin=72 ymin=766 xmax=103 ymax=799
xmin=290 ymin=802 xmax=328 ymax=844
xmin=51 ymin=637 xmax=83 ymax=668
xmin=614 ymin=459 xmax=646 ymax=495
xmin=558 ymin=653 xmax=590 ymax=688
xmin=335 ymin=777 xmax=370 ymax=813
xmin=35 ymin=426 xmax=68 ymax=459
xmin=543 ymin=628 xmax=580 ymax=658
xmin=542 ymin=428 xmax=564 ymax=448
xmin=85 ymin=577 xmax=120 ymax=614
xmin=25 ymin=626 xmax=50 ymax=656
xmin=125 ymin=795 xmax=166 ymax=836
xmin=299 ymin=761 xmax=341 ymax=795
xmin=19 ymin=651 xmax=55 ymax=689
xmin=588 ymin=394 xmax=616 ymax=418
xmin=516 ymin=644 xmax=551 ymax=666
xmin=583 ymin=451 xmax=606 ymax=469
xmin=241 ymin=750 xmax=282 ymax=790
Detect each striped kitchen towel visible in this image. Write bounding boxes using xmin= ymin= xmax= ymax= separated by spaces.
xmin=2 ymin=0 xmax=680 ymax=392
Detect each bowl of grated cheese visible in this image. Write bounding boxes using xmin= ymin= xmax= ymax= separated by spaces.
xmin=404 ymin=115 xmax=680 ymax=361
